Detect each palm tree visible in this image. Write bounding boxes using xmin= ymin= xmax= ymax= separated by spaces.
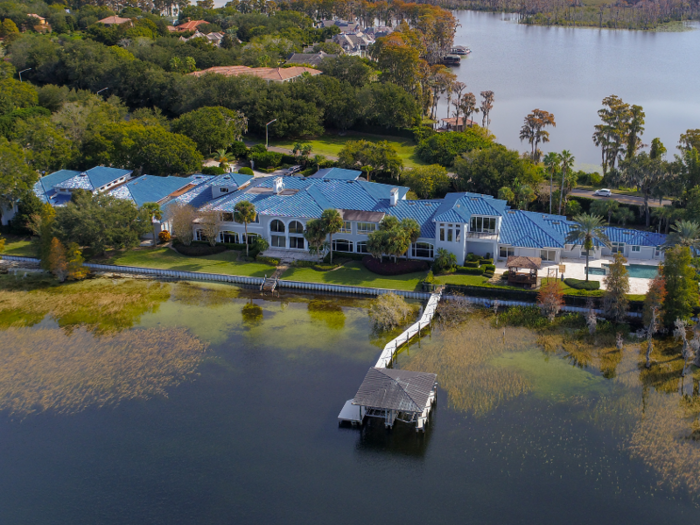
xmin=519 ymin=109 xmax=556 ymax=162
xmin=662 ymin=220 xmax=700 ymax=252
xmin=141 ymin=202 xmax=162 ymax=248
xmin=321 ymin=208 xmax=344 ymax=264
xmin=558 ymin=150 xmax=574 ymax=215
xmin=565 ymin=213 xmax=611 ymax=281
xmin=234 ymin=200 xmax=256 ymax=257
xmin=214 ymin=149 xmax=233 ymax=168
xmin=543 ymin=152 xmax=561 ymax=214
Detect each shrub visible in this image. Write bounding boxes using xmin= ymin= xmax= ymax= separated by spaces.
xmin=564 ymin=278 xmax=600 ymax=291
xmin=433 ymin=248 xmax=457 ymax=274
xmin=251 ymin=150 xmax=283 ymax=169
xmin=463 ymin=261 xmax=479 ymax=268
xmin=201 ymin=166 xmax=226 ymax=175
xmin=173 ymin=244 xmax=226 ymax=256
xmin=362 ymin=255 xmax=429 ymax=276
xmin=238 ymin=167 xmax=254 ymax=176
xmin=456 ymin=266 xmax=485 ymax=275
xmin=230 ymin=141 xmax=248 ymax=158
xmin=479 ymin=258 xmax=493 ymax=265
xmin=253 ymin=236 xmax=269 ymax=253
xmin=538 ymin=280 xmax=564 ymax=321
xmin=158 ymin=230 xmax=171 ymax=243
xmin=256 ymin=255 xmax=280 ymax=266
xmin=323 ymin=251 xmax=364 ymax=263
xmin=482 ymin=264 xmax=496 ymax=272
xmin=466 ymin=253 xmax=480 ymax=262
xmin=424 ymin=270 xmax=434 ymax=284
xmin=223 ymin=242 xmax=247 ymax=251
xmin=369 ymin=292 xmax=414 ymax=331
xmin=499 ymin=306 xmax=551 ymax=330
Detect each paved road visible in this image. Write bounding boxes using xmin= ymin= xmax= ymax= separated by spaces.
xmin=570 ymin=188 xmax=671 ymax=208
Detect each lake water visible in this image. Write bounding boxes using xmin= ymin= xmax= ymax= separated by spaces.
xmin=0 ymin=278 xmax=698 ymax=524
xmin=442 ymin=11 xmax=700 ymax=169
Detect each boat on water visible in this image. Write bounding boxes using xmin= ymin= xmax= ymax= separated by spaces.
xmin=451 ymin=45 xmax=471 ymax=55
xmin=442 ymin=54 xmax=461 ymax=66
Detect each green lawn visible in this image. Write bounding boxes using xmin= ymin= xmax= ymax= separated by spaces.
xmin=280 ymin=261 xmax=427 ymax=291
xmin=102 ymin=248 xmax=276 ymax=277
xmin=433 ymin=273 xmax=491 ymax=287
xmin=269 ymin=132 xmax=426 ymax=168
xmin=1 ymin=236 xmax=36 ymax=257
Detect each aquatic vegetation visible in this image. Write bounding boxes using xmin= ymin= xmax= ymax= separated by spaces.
xmin=368 ymin=293 xmax=416 ymax=331
xmin=307 ymin=300 xmax=346 ymax=330
xmin=242 ymin=301 xmax=264 ymax=325
xmin=403 ymin=318 xmax=536 ymax=416
xmin=170 ymin=281 xmax=241 ymax=307
xmin=0 ymin=275 xmax=171 ymax=331
xmin=0 ymin=327 xmax=205 ymax=416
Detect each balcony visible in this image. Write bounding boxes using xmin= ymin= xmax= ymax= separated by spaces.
xmin=466 ymin=229 xmax=499 ymax=240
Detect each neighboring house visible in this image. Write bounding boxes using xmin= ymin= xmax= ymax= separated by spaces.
xmin=108 ymin=174 xmax=213 ymax=207
xmin=328 ymin=32 xmax=374 ymax=57
xmin=439 ymin=117 xmax=475 ymax=132
xmin=27 ymin=13 xmax=51 ymax=32
xmin=363 ymin=26 xmax=393 ymax=39
xmin=285 ymin=51 xmax=337 ymax=67
xmin=318 ymin=19 xmax=361 ymax=32
xmin=53 ymin=167 xmax=133 ymax=197
xmin=189 ymin=65 xmax=322 ymax=82
xmin=97 ymin=16 xmax=133 ymax=26
xmin=174 ymin=19 xmax=208 ymax=32
xmin=179 ymin=30 xmax=229 ymax=46
xmin=187 ymin=169 xmax=665 ymax=264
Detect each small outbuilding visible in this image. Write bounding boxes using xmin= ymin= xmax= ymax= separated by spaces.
xmin=506 ymin=255 xmax=541 ymax=288
xmin=342 ymin=367 xmax=437 ymax=432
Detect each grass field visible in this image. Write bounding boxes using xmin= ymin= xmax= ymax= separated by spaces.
xmin=1 ymin=236 xmax=36 ymax=257
xmin=269 ymin=132 xmax=426 ymax=168
xmin=102 ymin=248 xmax=276 ymax=277
xmin=280 ymin=261 xmax=427 ymax=291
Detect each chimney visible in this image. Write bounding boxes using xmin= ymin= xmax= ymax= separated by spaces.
xmin=273 ymin=177 xmax=284 ymax=194
xmin=390 ymin=187 xmax=399 ymax=206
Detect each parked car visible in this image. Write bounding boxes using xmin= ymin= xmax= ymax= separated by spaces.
xmin=285 ymin=165 xmax=302 ymax=176
xmin=593 ymin=189 xmax=612 ymax=197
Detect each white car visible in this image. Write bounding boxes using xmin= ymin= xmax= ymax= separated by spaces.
xmin=594 ymin=189 xmax=612 ymax=197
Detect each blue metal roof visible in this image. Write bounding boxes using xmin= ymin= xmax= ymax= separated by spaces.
xmin=56 ymin=167 xmax=132 ymax=191
xmin=309 ymin=168 xmax=363 ymax=180
xmin=210 ymin=173 xmax=254 ymax=187
xmin=112 ymin=175 xmax=205 ymax=208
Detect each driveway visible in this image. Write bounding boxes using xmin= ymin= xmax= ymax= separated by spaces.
xmin=571 ymin=189 xmax=671 ymax=208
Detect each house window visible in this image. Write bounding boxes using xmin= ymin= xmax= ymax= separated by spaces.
xmin=611 ymin=242 xmax=624 ymax=254
xmin=220 ymin=187 xmax=229 ymax=193
xmin=220 ymin=231 xmax=239 ymax=244
xmin=357 ymin=222 xmax=376 ymax=234
xmin=499 ymin=246 xmax=515 ymax=259
xmin=270 ymin=220 xmax=285 ymax=233
xmin=541 ymin=250 xmax=556 ymax=262
xmin=339 ymin=221 xmax=352 ymax=233
xmin=271 ymin=235 xmax=286 ymax=248
xmin=195 ymin=230 xmax=203 ymax=241
xmin=655 ymin=246 xmax=662 ymax=258
xmin=245 ymin=233 xmax=259 ymax=244
xmin=470 ymin=216 xmax=497 ymax=233
xmin=357 ymin=242 xmax=368 ymax=254
xmin=290 ymin=237 xmax=305 ymax=249
xmin=632 ymin=245 xmax=641 ymax=253
xmin=411 ymin=242 xmax=434 ymax=259
xmin=439 ymin=225 xmax=445 ymax=241
xmin=288 ymin=221 xmax=304 ymax=234
xmin=332 ymin=239 xmax=353 ymax=252
xmin=447 ymin=228 xmax=453 ymax=242
xmin=222 ymin=212 xmax=234 ymax=222
xmin=455 ymin=226 xmax=461 ymax=242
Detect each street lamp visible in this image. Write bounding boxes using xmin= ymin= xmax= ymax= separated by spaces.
xmin=96 ymin=87 xmax=109 ymax=96
xmin=18 ymin=68 xmax=32 ymax=82
xmin=266 ymin=119 xmax=277 ymax=149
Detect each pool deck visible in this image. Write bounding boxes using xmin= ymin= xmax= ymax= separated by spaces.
xmin=493 ymin=257 xmax=659 ymax=294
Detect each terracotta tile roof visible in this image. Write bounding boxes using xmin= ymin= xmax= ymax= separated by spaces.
xmin=176 ymin=20 xmax=208 ymax=31
xmin=189 ymin=66 xmax=322 ymax=82
xmin=98 ymin=16 xmax=132 ymax=25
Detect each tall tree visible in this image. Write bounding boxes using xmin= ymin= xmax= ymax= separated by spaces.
xmin=321 ymin=208 xmax=344 ymax=265
xmin=0 ymin=138 xmax=38 ymax=222
xmin=167 ymin=202 xmax=198 ymax=248
xmin=234 ymin=200 xmax=257 ymax=257
xmin=591 ymin=199 xmax=620 ymax=225
xmin=141 ymin=202 xmax=163 ymax=249
xmin=624 ymin=104 xmax=645 ymax=160
xmin=617 ymin=152 xmax=668 ymax=227
xmin=480 ymin=90 xmax=494 ymax=129
xmin=603 ymin=252 xmax=630 ymax=323
xmin=519 ymin=109 xmax=556 ymax=162
xmin=660 ymin=246 xmax=698 ymax=328
xmin=565 ymin=213 xmax=611 ymax=281
xmin=592 ymin=95 xmax=630 ymax=175
xmin=558 ymin=150 xmax=575 ymax=215
xmin=303 ymin=218 xmax=327 ymax=260
xmin=337 ymin=140 xmax=403 ymax=181
xmin=543 ymin=151 xmax=561 ymax=214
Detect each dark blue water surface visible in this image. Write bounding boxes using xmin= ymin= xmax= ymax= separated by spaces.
xmin=0 ymin=284 xmax=698 ymax=524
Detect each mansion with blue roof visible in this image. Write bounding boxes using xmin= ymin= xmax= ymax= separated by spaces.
xmin=3 ymin=166 xmax=666 ymax=265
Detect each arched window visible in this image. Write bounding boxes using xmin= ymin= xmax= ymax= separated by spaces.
xmin=411 ymin=242 xmax=434 ymax=259
xmin=220 ymin=231 xmax=239 ymax=244
xmin=288 ymin=221 xmax=304 ymax=234
xmin=333 ymin=239 xmax=353 ymax=253
xmin=270 ymin=220 xmax=285 ymax=233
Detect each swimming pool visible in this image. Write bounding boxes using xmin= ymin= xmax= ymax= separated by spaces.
xmin=586 ymin=264 xmax=658 ymax=279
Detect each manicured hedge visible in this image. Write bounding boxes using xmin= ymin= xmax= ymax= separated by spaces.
xmin=564 ymin=278 xmax=601 ymax=290
xmin=174 ymin=244 xmax=226 ymax=256
xmin=463 ymin=261 xmax=479 ymax=268
xmin=323 ymin=251 xmax=365 ymax=263
xmin=362 ymin=255 xmax=429 ymax=276
xmin=456 ymin=266 xmax=485 ymax=275
xmin=479 ymin=258 xmax=494 ymax=265
xmin=482 ymin=264 xmax=496 ymax=272
xmin=256 ymin=255 xmax=281 ymax=266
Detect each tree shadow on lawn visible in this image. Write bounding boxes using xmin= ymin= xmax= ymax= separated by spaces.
xmin=286 ymin=263 xmax=427 ymax=291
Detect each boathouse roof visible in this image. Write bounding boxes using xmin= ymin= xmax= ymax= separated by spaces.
xmin=352 ymin=367 xmax=437 ymax=413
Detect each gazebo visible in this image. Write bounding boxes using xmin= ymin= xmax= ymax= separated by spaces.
xmin=506 ymin=256 xmax=542 ymax=288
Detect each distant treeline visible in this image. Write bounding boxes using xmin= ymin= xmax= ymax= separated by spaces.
xmin=438 ymin=0 xmax=700 ymax=30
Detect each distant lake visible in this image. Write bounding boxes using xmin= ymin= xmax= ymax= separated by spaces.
xmin=435 ymin=11 xmax=700 ymax=169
